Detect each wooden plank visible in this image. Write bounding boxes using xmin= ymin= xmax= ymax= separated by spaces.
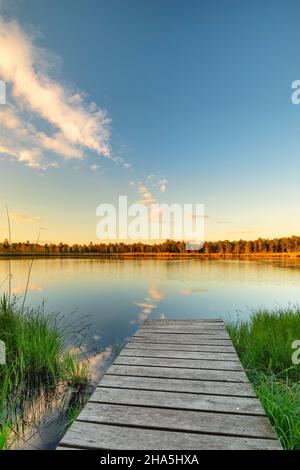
xmin=140 ymin=324 xmax=226 ymax=331
xmin=145 ymin=319 xmax=224 ymax=325
xmin=126 ymin=341 xmax=236 ymax=353
xmin=131 ymin=336 xmax=232 ymax=345
xmin=145 ymin=319 xmax=224 ymax=324
xmin=91 ymin=387 xmax=265 ymax=415
xmin=114 ymin=356 xmax=243 ymax=371
xmin=120 ymin=348 xmax=240 ymax=362
xmin=60 ymin=422 xmax=281 ymax=450
xmin=100 ymin=374 xmax=256 ymax=397
xmin=134 ymin=332 xmax=230 ymax=340
xmin=138 ymin=329 xmax=229 ymax=336
xmin=107 ymin=364 xmax=249 ymax=382
xmin=77 ymin=402 xmax=275 ymax=439
xmin=140 ymin=323 xmax=226 ymax=330
xmin=56 ymin=447 xmax=82 ymax=450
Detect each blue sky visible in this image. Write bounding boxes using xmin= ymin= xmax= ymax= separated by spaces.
xmin=0 ymin=0 xmax=300 ymax=243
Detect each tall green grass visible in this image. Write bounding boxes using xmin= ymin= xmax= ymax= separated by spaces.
xmin=227 ymin=307 xmax=300 ymax=450
xmin=0 ymin=295 xmax=90 ymax=449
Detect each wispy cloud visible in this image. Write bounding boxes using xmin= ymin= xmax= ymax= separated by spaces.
xmin=10 ymin=212 xmax=41 ymax=224
xmin=225 ymin=230 xmax=255 ymax=235
xmin=214 ymin=219 xmax=233 ymax=224
xmin=90 ymin=163 xmax=100 ymax=172
xmin=130 ymin=177 xmax=169 ymax=206
xmin=0 ymin=17 xmax=112 ymax=169
xmin=147 ymin=174 xmax=168 ymax=193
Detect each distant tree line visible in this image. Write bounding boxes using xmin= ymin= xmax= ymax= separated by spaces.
xmin=201 ymin=236 xmax=300 ymax=254
xmin=0 ymin=236 xmax=300 ymax=254
xmin=0 ymin=239 xmax=187 ymax=254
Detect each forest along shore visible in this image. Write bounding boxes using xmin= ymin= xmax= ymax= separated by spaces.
xmin=0 ymin=252 xmax=300 ymax=261
xmin=0 ymin=236 xmax=300 ymax=259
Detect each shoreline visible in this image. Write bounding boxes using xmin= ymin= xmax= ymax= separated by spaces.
xmin=0 ymin=252 xmax=300 ymax=261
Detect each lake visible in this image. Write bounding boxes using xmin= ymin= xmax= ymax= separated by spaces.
xmin=1 ymin=257 xmax=300 ymax=355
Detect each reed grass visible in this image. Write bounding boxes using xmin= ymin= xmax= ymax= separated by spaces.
xmin=227 ymin=307 xmax=300 ymax=450
xmin=0 ymin=295 xmax=90 ymax=449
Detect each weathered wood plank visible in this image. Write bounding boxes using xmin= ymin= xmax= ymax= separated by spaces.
xmin=134 ymin=332 xmax=230 ymax=340
xmin=106 ymin=364 xmax=249 ymax=382
xmin=60 ymin=422 xmax=281 ymax=450
xmin=91 ymin=387 xmax=265 ymax=415
xmin=141 ymin=319 xmax=224 ymax=328
xmin=126 ymin=341 xmax=236 ymax=353
xmin=120 ymin=348 xmax=240 ymax=362
xmin=140 ymin=324 xmax=226 ymax=330
xmin=100 ymin=374 xmax=256 ymax=397
xmin=56 ymin=446 xmax=82 ymax=450
xmin=145 ymin=319 xmax=224 ymax=324
xmin=138 ymin=329 xmax=229 ymax=337
xmin=140 ymin=324 xmax=226 ymax=331
xmin=131 ymin=336 xmax=232 ymax=345
xmin=77 ymin=402 xmax=275 ymax=439
xmin=114 ymin=355 xmax=243 ymax=371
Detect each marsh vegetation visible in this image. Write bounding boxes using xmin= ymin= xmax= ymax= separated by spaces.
xmin=0 ymin=295 xmax=90 ymax=449
xmin=227 ymin=307 xmax=300 ymax=450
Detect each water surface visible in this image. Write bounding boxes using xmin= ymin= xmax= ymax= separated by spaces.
xmin=1 ymin=258 xmax=300 ymax=354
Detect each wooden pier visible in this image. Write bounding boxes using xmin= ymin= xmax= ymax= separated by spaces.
xmin=58 ymin=319 xmax=281 ymax=450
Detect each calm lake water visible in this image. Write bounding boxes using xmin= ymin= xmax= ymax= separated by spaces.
xmin=1 ymin=257 xmax=300 ymax=355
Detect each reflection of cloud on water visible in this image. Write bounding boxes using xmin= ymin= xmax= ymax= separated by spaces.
xmin=135 ymin=301 xmax=157 ymax=321
xmin=135 ymin=302 xmax=156 ymax=310
xmin=148 ymin=285 xmax=167 ymax=301
xmin=134 ymin=284 xmax=167 ymax=323
xmin=86 ymin=347 xmax=113 ymax=385
xmin=135 ymin=301 xmax=157 ymax=320
xmin=69 ymin=346 xmax=114 ymax=384
xmin=180 ymin=287 xmax=206 ymax=296
xmin=12 ymin=283 xmax=43 ymax=294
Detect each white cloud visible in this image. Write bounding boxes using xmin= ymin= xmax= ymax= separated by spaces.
xmin=147 ymin=174 xmax=168 ymax=193
xmin=0 ymin=143 xmax=15 ymax=157
xmin=36 ymin=132 xmax=83 ymax=159
xmin=18 ymin=149 xmax=42 ymax=168
xmin=159 ymin=178 xmax=167 ymax=193
xmin=137 ymin=198 xmax=157 ymax=205
xmin=0 ymin=107 xmax=21 ymax=129
xmin=0 ymin=17 xmax=111 ymax=168
xmin=90 ymin=164 xmax=100 ymax=172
